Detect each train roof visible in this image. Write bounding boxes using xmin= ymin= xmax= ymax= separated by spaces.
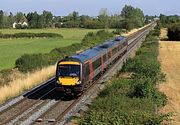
xmin=71 ymin=39 xmax=122 ymax=63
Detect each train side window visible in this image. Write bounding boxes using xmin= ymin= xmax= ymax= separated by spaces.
xmin=112 ymin=47 xmax=117 ymax=55
xmin=85 ymin=63 xmax=90 ymax=77
xmin=108 ymin=51 xmax=111 ymax=58
xmin=103 ymin=54 xmax=107 ymax=62
xmin=92 ymin=57 xmax=101 ymax=70
xmin=119 ymin=44 xmax=122 ymax=49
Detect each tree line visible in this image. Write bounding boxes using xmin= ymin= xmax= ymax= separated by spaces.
xmin=0 ymin=5 xmax=149 ymax=31
xmin=159 ymin=14 xmax=180 ymax=41
xmin=159 ymin=14 xmax=180 ymax=28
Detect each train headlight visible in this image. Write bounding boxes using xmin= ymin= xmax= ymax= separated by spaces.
xmin=57 ymin=80 xmax=61 ymax=84
xmin=76 ymin=81 xmax=81 ymax=85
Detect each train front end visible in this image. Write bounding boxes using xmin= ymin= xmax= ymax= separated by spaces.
xmin=55 ymin=58 xmax=83 ymax=95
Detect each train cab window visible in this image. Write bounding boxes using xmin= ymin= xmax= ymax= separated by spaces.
xmin=92 ymin=57 xmax=101 ymax=70
xmin=58 ymin=65 xmax=80 ymax=77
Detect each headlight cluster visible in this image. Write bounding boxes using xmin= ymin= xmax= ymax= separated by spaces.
xmin=57 ymin=80 xmax=61 ymax=84
xmin=76 ymin=81 xmax=81 ymax=85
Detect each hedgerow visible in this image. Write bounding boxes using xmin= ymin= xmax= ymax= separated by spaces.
xmin=79 ymin=28 xmax=169 ymax=125
xmin=0 ymin=32 xmax=63 ymax=38
xmin=15 ymin=30 xmax=113 ymax=72
xmin=167 ymin=23 xmax=180 ymax=41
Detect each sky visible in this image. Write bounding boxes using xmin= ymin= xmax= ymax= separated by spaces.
xmin=0 ymin=0 xmax=179 ymax=16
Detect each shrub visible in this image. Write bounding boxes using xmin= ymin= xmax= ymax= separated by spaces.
xmin=0 ymin=33 xmax=63 ymax=39
xmin=167 ymin=23 xmax=180 ymax=41
xmin=112 ymin=28 xmax=123 ymax=35
xmin=15 ymin=54 xmax=49 ymax=72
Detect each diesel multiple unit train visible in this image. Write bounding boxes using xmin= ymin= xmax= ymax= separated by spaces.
xmin=55 ymin=26 xmax=150 ymax=95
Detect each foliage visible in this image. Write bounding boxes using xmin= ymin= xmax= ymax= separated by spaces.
xmin=81 ymin=30 xmax=113 ymax=47
xmin=15 ymin=12 xmax=26 ymax=22
xmin=121 ymin=5 xmax=145 ymax=30
xmin=0 ymin=32 xmax=63 ymax=38
xmin=27 ymin=11 xmax=53 ymax=28
xmin=79 ymin=28 xmax=168 ymax=125
xmin=167 ymin=23 xmax=180 ymax=41
xmin=145 ymin=15 xmax=156 ymax=24
xmin=0 ymin=10 xmax=4 ymax=28
xmin=0 ymin=69 xmax=12 ymax=86
xmin=0 ymin=5 xmax=147 ymax=30
xmin=158 ymin=14 xmax=180 ymax=40
xmin=159 ymin=14 xmax=180 ymax=28
xmin=15 ymin=54 xmax=49 ymax=72
xmin=112 ymin=28 xmax=123 ymax=35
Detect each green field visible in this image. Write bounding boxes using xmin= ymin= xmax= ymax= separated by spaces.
xmin=0 ymin=28 xmax=102 ymax=70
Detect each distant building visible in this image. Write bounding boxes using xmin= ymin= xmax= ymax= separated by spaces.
xmin=13 ymin=22 xmax=17 ymax=28
xmin=13 ymin=21 xmax=28 ymax=29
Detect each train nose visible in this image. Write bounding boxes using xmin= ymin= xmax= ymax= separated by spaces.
xmin=65 ymin=88 xmax=72 ymax=94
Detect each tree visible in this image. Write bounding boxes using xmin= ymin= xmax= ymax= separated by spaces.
xmin=79 ymin=15 xmax=88 ymax=28
xmin=121 ymin=5 xmax=144 ymax=30
xmin=167 ymin=24 xmax=180 ymax=41
xmin=37 ymin=15 xmax=45 ymax=28
xmin=160 ymin=14 xmax=180 ymax=27
xmin=27 ymin=12 xmax=39 ymax=28
xmin=7 ymin=12 xmax=14 ymax=28
xmin=98 ymin=8 xmax=109 ymax=28
xmin=0 ymin=10 xmax=4 ymax=28
xmin=43 ymin=10 xmax=53 ymax=28
xmin=145 ymin=15 xmax=155 ymax=24
xmin=72 ymin=11 xmax=79 ymax=27
xmin=15 ymin=12 xmax=26 ymax=22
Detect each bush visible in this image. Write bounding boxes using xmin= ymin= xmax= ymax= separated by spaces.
xmin=81 ymin=30 xmax=113 ymax=47
xmin=15 ymin=54 xmax=50 ymax=72
xmin=167 ymin=24 xmax=180 ymax=41
xmin=80 ymin=78 xmax=167 ymax=125
xmin=112 ymin=28 xmax=123 ymax=35
xmin=0 ymin=69 xmax=12 ymax=86
xmin=0 ymin=33 xmax=63 ymax=39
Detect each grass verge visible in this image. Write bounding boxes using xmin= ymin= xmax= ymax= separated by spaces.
xmin=0 ymin=65 xmax=55 ymax=104
xmin=79 ymin=28 xmax=170 ymax=125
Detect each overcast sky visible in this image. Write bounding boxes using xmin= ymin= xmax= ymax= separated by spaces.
xmin=0 ymin=0 xmax=179 ymax=16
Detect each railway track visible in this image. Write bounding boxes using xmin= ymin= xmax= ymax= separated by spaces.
xmin=0 ymin=22 xmax=155 ymax=125
xmin=0 ymin=78 xmax=56 ymax=125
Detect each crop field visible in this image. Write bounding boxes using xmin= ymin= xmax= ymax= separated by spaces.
xmin=0 ymin=28 xmax=102 ymax=70
xmin=158 ymin=41 xmax=180 ymax=125
xmin=160 ymin=28 xmax=168 ymax=40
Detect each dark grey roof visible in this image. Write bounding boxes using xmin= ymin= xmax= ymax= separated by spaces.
xmin=71 ymin=40 xmax=121 ymax=63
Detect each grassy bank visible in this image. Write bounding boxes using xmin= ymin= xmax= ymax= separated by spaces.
xmin=79 ymin=28 xmax=169 ymax=124
xmin=0 ymin=65 xmax=55 ymax=104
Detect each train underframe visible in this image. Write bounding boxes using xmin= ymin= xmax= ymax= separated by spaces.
xmin=55 ymin=84 xmax=83 ymax=96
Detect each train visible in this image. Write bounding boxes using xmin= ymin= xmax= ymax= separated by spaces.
xmin=55 ymin=26 xmax=150 ymax=96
